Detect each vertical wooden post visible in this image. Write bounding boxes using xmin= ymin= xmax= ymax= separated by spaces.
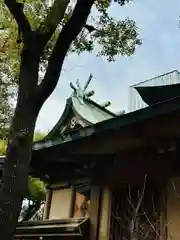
xmin=70 ymin=184 xmax=76 ymax=217
xmin=43 ymin=188 xmax=52 ymax=220
xmin=89 ymin=186 xmax=102 ymax=240
xmin=99 ymin=187 xmax=111 ymax=240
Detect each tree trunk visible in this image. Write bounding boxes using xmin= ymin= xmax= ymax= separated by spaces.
xmin=0 ymin=46 xmax=40 ymax=239
xmin=0 ymin=102 xmax=38 ymax=239
xmin=0 ymin=1 xmax=95 ymax=238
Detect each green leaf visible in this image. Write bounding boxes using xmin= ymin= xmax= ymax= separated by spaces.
xmin=27 ymin=177 xmax=46 ymax=201
xmin=0 ymin=0 xmax=141 ymax=83
xmin=0 ymin=140 xmax=6 ymax=155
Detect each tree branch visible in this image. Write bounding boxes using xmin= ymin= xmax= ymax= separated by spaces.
xmin=84 ymin=24 xmax=97 ymax=33
xmin=128 ymin=174 xmax=147 ymax=239
xmin=36 ymin=0 xmax=95 ymax=106
xmin=39 ymin=0 xmax=70 ymax=49
xmin=4 ymin=0 xmax=31 ymax=43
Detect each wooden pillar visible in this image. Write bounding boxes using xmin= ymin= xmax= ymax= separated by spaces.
xmin=99 ymin=187 xmax=111 ymax=240
xmin=43 ymin=188 xmax=52 ymax=220
xmin=89 ymin=186 xmax=102 ymax=240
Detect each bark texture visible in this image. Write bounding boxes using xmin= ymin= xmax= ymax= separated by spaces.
xmin=0 ymin=43 xmax=41 ymax=239
xmin=0 ymin=104 xmax=37 ymax=238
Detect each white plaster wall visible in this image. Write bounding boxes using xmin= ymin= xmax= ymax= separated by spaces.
xmin=49 ymin=188 xmax=73 ymax=219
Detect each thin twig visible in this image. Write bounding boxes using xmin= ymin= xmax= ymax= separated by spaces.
xmin=172 ymin=180 xmax=180 ymax=199
xmin=143 ymin=212 xmax=160 ymax=237
xmin=130 ymin=174 xmax=147 ymax=236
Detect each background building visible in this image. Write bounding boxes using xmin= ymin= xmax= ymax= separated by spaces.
xmin=129 ymin=70 xmax=180 ymax=111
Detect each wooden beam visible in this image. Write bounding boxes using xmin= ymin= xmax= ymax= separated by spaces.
xmin=89 ymin=186 xmax=102 ymax=240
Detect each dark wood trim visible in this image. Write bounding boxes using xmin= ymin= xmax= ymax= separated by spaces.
xmin=45 ymin=188 xmax=52 ymax=220
xmin=89 ymin=186 xmax=102 ymax=240
xmin=15 ymin=217 xmax=89 ymax=237
xmin=164 ymin=188 xmax=167 ymax=240
xmin=48 ymin=184 xmax=71 ymax=191
xmin=70 ymin=185 xmax=76 ymax=217
xmin=97 ymin=188 xmax=102 ymax=240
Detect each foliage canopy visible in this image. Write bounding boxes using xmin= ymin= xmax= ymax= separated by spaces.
xmin=0 ymin=0 xmax=141 ymax=135
xmin=0 ymin=0 xmax=141 ymax=80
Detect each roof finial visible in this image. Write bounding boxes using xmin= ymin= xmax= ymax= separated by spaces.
xmin=116 ymin=110 xmax=125 ymax=116
xmin=70 ymin=73 xmax=94 ymax=100
xmin=85 ymin=90 xmax=95 ymax=98
xmin=83 ymin=73 xmax=93 ymax=92
xmin=76 ymin=79 xmax=81 ymax=91
xmin=70 ymin=82 xmax=77 ymax=92
xmin=101 ymin=101 xmax=111 ymax=108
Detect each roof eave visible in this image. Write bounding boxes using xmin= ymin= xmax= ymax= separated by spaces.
xmin=32 ymin=95 xmax=180 ymax=152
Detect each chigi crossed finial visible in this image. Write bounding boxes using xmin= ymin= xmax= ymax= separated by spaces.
xmin=70 ymin=73 xmax=111 ymax=108
xmin=70 ymin=73 xmax=94 ymax=99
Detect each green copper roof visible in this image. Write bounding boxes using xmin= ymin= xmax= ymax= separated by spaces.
xmin=71 ymin=93 xmax=116 ymax=124
xmin=70 ymin=74 xmax=116 ymax=123
xmin=33 ymin=93 xmax=180 ymax=152
xmin=41 ymin=74 xmax=118 ymax=141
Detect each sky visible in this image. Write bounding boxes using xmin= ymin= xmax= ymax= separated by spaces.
xmin=35 ymin=0 xmax=180 ymax=133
